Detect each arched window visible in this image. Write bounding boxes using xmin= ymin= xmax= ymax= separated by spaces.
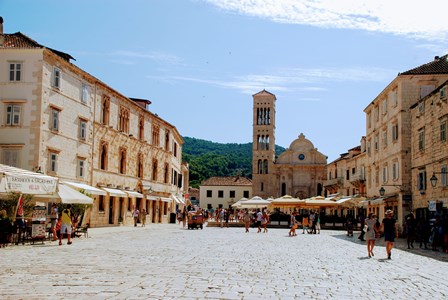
xmin=119 ymin=147 xmax=127 ymax=174
xmin=137 ymin=153 xmax=143 ymax=178
xmin=138 ymin=116 xmax=144 ymax=141
xmin=258 ymin=159 xmax=263 ymax=174
xmin=100 ymin=141 xmax=108 ymax=170
xmin=152 ymin=159 xmax=158 ymax=181
xmin=101 ymin=95 xmax=110 ymax=125
xmin=263 ymin=159 xmax=268 ymax=174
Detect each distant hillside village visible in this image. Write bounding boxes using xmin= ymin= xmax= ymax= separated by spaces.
xmin=1 ymin=17 xmax=447 ymax=231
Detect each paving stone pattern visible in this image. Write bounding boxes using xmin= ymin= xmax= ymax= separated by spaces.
xmin=0 ymin=224 xmax=447 ymax=300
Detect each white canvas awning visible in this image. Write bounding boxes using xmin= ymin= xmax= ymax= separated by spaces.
xmin=125 ymin=190 xmax=144 ymax=198
xmin=33 ymin=184 xmax=93 ymax=204
xmin=171 ymin=194 xmax=184 ymax=204
xmin=101 ymin=187 xmax=127 ymax=197
xmin=147 ymin=195 xmax=171 ymax=202
xmin=62 ymin=181 xmax=106 ymax=195
xmin=0 ymin=163 xmax=58 ymax=195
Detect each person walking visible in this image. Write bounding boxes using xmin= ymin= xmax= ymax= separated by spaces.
xmin=379 ymin=210 xmax=398 ymax=259
xmin=182 ymin=207 xmax=188 ymax=228
xmin=315 ymin=212 xmax=321 ymax=234
xmin=358 ymin=215 xmax=366 ymax=241
xmin=141 ymin=209 xmax=147 ymax=227
xmin=365 ymin=213 xmax=378 ymax=258
xmin=261 ymin=210 xmax=269 ymax=233
xmin=256 ymin=209 xmax=263 ymax=233
xmin=133 ymin=207 xmax=140 ymax=227
xmin=302 ymin=213 xmax=310 ymax=234
xmin=309 ymin=211 xmax=316 ymax=234
xmin=59 ymin=204 xmax=74 ymax=246
xmin=49 ymin=204 xmax=58 ymax=241
xmin=405 ymin=214 xmax=416 ymax=249
xmin=243 ymin=209 xmax=251 ymax=233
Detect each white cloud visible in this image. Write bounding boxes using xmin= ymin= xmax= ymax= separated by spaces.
xmin=205 ymin=0 xmax=448 ymax=41
xmin=113 ymin=50 xmax=183 ymax=64
xmin=148 ymin=66 xmax=393 ymax=94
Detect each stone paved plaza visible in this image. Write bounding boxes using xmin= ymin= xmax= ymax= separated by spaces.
xmin=1 ymin=224 xmax=447 ymax=300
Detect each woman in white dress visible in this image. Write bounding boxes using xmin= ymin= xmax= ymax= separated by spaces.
xmin=365 ymin=213 xmax=378 ymax=258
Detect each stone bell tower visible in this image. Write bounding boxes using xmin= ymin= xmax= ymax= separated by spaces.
xmin=252 ymin=90 xmax=276 ymax=199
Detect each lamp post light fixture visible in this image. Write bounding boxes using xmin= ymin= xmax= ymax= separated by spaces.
xmin=379 ymin=185 xmax=402 ymax=197
xmin=430 ymin=171 xmax=448 ymax=187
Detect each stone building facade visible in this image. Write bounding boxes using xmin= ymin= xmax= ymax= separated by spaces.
xmin=251 ymin=90 xmax=327 ymax=199
xmin=324 ymin=140 xmax=367 ymax=198
xmin=364 ymin=55 xmax=448 ymax=227
xmin=410 ymin=79 xmax=448 ymax=219
xmin=0 ymin=20 xmax=188 ymax=227
xmin=199 ymin=176 xmax=252 ymax=209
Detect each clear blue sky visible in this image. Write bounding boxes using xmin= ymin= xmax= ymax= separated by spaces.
xmin=2 ymin=0 xmax=447 ymax=161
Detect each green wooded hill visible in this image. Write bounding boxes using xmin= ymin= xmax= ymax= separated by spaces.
xmin=182 ymin=137 xmax=285 ymax=188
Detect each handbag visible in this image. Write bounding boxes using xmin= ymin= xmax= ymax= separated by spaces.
xmin=363 ymin=224 xmax=369 ymax=233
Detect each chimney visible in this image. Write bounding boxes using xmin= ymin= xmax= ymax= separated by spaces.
xmin=435 ymin=56 xmax=440 ymax=61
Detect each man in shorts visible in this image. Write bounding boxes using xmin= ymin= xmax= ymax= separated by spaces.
xmin=59 ymin=204 xmax=74 ymax=246
xmin=379 ymin=209 xmax=398 ymax=259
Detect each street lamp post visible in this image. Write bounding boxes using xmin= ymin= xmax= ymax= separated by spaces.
xmin=429 ymin=172 xmax=448 ymax=187
xmin=379 ymin=185 xmax=401 ymax=196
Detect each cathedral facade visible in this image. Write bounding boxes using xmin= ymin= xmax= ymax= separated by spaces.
xmin=252 ymin=90 xmax=327 ymax=199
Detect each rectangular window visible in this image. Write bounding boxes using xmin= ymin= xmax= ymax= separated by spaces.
xmin=51 ymin=108 xmax=60 ymax=131
xmin=49 ymin=152 xmax=58 ymax=172
xmin=79 ymin=119 xmax=87 ymax=140
xmin=418 ymin=128 xmax=425 ymax=151
xmin=383 ymin=130 xmax=388 ymax=147
xmin=243 ymin=190 xmax=249 ymax=198
xmin=420 ymin=85 xmax=434 ymax=99
xmin=440 ymin=120 xmax=447 ymax=143
xmin=6 ymin=104 xmax=21 ymax=126
xmin=218 ymin=190 xmax=224 ymax=198
xmin=229 ymin=190 xmax=236 ymax=198
xmin=382 ymin=99 xmax=387 ymax=115
xmin=391 ymin=90 xmax=397 ymax=107
xmin=418 ymin=101 xmax=425 ymax=114
xmin=374 ymin=135 xmax=379 ymax=151
xmin=392 ymin=124 xmax=399 ymax=141
xmin=98 ymin=195 xmax=105 ymax=212
xmin=81 ymin=83 xmax=89 ymax=104
xmin=206 ymin=190 xmax=212 ymax=198
xmin=9 ymin=63 xmax=22 ymax=81
xmin=52 ymin=67 xmax=61 ymax=89
xmin=392 ymin=162 xmax=399 ymax=180
xmin=1 ymin=148 xmax=20 ymax=167
xmin=382 ymin=166 xmax=388 ymax=183
xmin=441 ymin=165 xmax=447 ymax=187
xmin=346 ymin=169 xmax=350 ymax=180
xmin=441 ymin=87 xmax=446 ymax=99
xmin=77 ymin=158 xmax=86 ymax=178
xmin=417 ymin=170 xmax=426 ymax=191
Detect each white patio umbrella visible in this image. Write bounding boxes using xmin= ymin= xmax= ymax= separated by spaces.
xmin=271 ymin=195 xmax=305 ymax=206
xmin=239 ymin=196 xmax=270 ymax=208
xmin=231 ymin=197 xmax=249 ymax=208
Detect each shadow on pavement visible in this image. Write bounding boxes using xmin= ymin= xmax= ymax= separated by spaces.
xmin=330 ymin=230 xmax=448 ymax=263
